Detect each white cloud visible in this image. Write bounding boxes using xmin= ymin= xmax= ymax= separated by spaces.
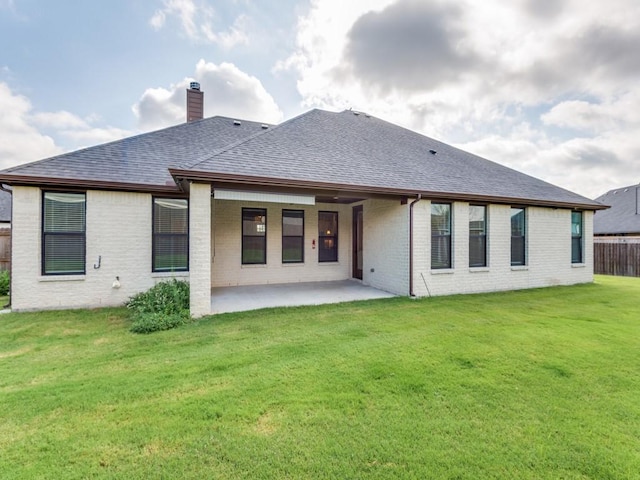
xmin=31 ymin=109 xmax=131 ymax=146
xmin=149 ymin=0 xmax=248 ymax=47
xmin=32 ymin=110 xmax=90 ymax=130
xmin=0 ymin=83 xmax=61 ymax=169
xmin=132 ymin=59 xmax=283 ymax=131
xmin=0 ymin=83 xmax=132 ymax=170
xmin=542 ymin=92 xmax=640 ymax=133
xmin=60 ymin=126 xmax=131 ymax=144
xmin=277 ymin=0 xmax=640 ymax=198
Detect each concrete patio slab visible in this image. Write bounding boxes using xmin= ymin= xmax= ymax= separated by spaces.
xmin=211 ymin=280 xmax=396 ymax=314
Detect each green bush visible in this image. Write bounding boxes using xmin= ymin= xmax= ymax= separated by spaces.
xmin=126 ymin=280 xmax=190 ymax=334
xmin=129 ymin=312 xmax=188 ymax=334
xmin=0 ymin=270 xmax=9 ymax=296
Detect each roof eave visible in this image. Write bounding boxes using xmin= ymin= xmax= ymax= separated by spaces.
xmin=169 ymin=169 xmax=607 ymax=211
xmin=0 ymin=174 xmax=183 ymax=195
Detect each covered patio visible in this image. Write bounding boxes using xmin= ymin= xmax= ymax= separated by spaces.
xmin=210 ymin=280 xmax=396 ymax=314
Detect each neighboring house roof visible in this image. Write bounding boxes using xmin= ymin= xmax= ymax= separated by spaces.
xmin=593 ymin=184 xmax=640 ymax=235
xmin=0 ymin=189 xmax=10 ymax=223
xmin=0 ymin=116 xmax=270 ymax=192
xmin=0 ymin=108 xmax=604 ymax=210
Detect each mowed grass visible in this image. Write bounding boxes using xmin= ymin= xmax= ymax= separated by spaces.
xmin=1 ymin=276 xmax=639 ymax=479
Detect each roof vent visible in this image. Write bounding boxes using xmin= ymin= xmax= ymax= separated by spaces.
xmin=233 ymin=120 xmax=241 ymax=126
xmin=261 ymin=124 xmax=269 ymax=129
xmin=189 ymin=81 xmax=201 ymax=91
xmin=429 ymin=149 xmax=437 ymax=155
xmin=353 ymin=111 xmax=360 ymax=116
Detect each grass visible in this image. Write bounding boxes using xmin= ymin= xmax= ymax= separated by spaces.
xmin=1 ymin=275 xmax=639 ymax=479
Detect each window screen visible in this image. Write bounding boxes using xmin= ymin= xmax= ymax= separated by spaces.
xmin=431 ymin=203 xmax=452 ymax=269
xmin=469 ymin=205 xmax=487 ymax=267
xmin=243 ymin=208 xmax=267 ymax=264
xmin=153 ymin=198 xmax=189 ymax=271
xmin=511 ymin=207 xmax=526 ymax=266
xmin=282 ymin=210 xmax=304 ymax=263
xmin=42 ymin=192 xmax=86 ymax=275
xmin=318 ymin=211 xmax=338 ymax=262
xmin=571 ymin=211 xmax=583 ymax=264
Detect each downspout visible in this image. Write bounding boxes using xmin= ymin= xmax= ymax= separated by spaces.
xmin=409 ymin=194 xmax=421 ymax=297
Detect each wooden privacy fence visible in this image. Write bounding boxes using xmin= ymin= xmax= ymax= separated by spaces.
xmin=594 ymin=237 xmax=640 ymax=277
xmin=0 ymin=228 xmax=9 ymax=272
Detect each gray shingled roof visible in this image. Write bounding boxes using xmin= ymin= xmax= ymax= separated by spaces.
xmin=0 ymin=116 xmax=269 ymax=188
xmin=0 ymin=108 xmax=603 ymax=209
xmin=181 ymin=109 xmax=603 ymax=209
xmin=594 ymin=185 xmax=640 ymax=234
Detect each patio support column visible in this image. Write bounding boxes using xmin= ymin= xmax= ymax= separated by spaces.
xmin=189 ymin=182 xmax=211 ymax=318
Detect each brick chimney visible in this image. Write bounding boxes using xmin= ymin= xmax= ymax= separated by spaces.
xmin=186 ymin=82 xmax=204 ymax=122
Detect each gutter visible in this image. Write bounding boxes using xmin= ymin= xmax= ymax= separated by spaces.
xmin=168 ymin=168 xmax=607 ymax=211
xmin=409 ymin=194 xmax=422 ymax=297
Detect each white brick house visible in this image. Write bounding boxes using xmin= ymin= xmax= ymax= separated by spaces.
xmin=0 ymin=109 xmax=604 ymax=315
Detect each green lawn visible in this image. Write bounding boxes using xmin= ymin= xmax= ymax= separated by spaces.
xmin=1 ymin=276 xmax=639 ymax=479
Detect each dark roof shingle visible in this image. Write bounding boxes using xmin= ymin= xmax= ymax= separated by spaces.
xmin=183 ymin=109 xmax=603 ymax=209
xmin=594 ymin=185 xmax=640 ymax=234
xmin=0 ymin=116 xmax=269 ymax=189
xmin=0 ymin=108 xmax=603 ymax=209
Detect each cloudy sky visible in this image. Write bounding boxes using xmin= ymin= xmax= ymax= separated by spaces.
xmin=1 ymin=0 xmax=639 ymax=199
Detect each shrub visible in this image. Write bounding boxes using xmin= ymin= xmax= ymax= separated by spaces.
xmin=0 ymin=270 xmax=9 ymax=296
xmin=129 ymin=312 xmax=188 ymax=334
xmin=126 ymin=280 xmax=190 ymax=334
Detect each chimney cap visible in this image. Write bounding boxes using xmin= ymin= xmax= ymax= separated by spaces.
xmin=189 ymin=81 xmax=201 ymax=91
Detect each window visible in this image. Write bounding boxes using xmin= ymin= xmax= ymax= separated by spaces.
xmin=469 ymin=205 xmax=487 ymax=267
xmin=318 ymin=211 xmax=338 ymax=262
xmin=42 ymin=191 xmax=86 ymax=275
xmin=571 ymin=211 xmax=583 ymax=263
xmin=431 ymin=203 xmax=452 ymax=269
xmin=153 ymin=198 xmax=189 ymax=272
xmin=242 ymin=208 xmax=267 ymax=264
xmin=282 ymin=210 xmax=304 ymax=263
xmin=511 ymin=207 xmax=526 ymax=266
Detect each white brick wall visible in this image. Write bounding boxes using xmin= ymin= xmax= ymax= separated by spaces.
xmin=11 ymin=187 xmax=188 ymax=311
xmin=411 ymin=201 xmax=594 ymax=297
xmin=189 ymin=183 xmax=211 ymax=318
xmin=10 ymin=187 xmax=594 ymax=312
xmin=211 ymin=200 xmax=352 ymax=286
xmin=361 ymin=199 xmax=409 ymax=295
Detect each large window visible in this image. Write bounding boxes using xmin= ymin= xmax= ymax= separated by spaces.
xmin=571 ymin=211 xmax=583 ymax=264
xmin=431 ymin=203 xmax=452 ymax=269
xmin=511 ymin=207 xmax=526 ymax=266
xmin=42 ymin=191 xmax=86 ymax=275
xmin=469 ymin=205 xmax=487 ymax=267
xmin=153 ymin=198 xmax=189 ymax=272
xmin=242 ymin=208 xmax=267 ymax=264
xmin=318 ymin=211 xmax=338 ymax=262
xmin=282 ymin=210 xmax=304 ymax=263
